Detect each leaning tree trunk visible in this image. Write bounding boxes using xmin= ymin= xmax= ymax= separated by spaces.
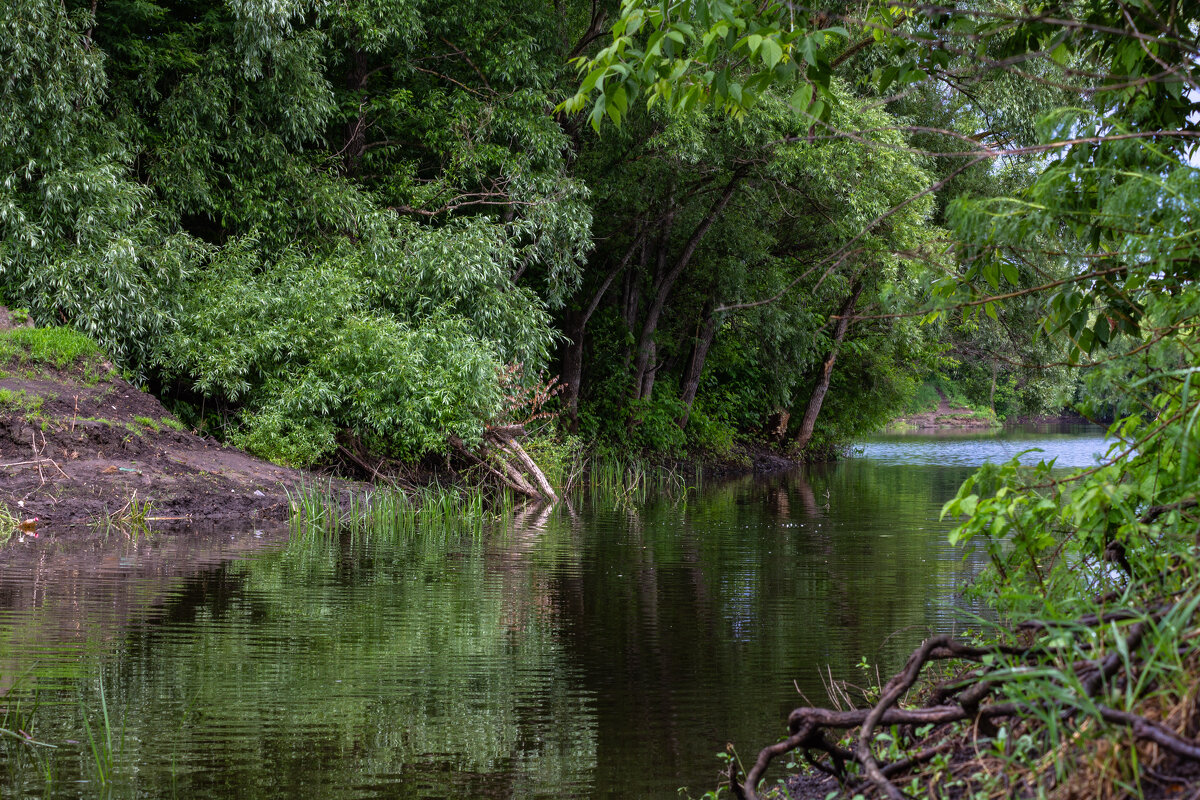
xmin=448 ymin=425 xmax=558 ymax=503
xmin=794 ymin=280 xmax=864 ymax=452
xmin=677 ymin=308 xmax=721 ymax=428
xmin=630 ymin=170 xmax=744 ymax=402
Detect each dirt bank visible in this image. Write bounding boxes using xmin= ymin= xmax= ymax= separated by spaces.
xmin=0 ymin=336 xmax=309 ymax=528
xmin=887 ymin=389 xmax=999 ymax=431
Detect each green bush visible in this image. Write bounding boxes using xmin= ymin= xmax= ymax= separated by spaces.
xmin=904 ymin=382 xmax=941 ymax=414
xmin=155 ymin=231 xmax=554 ymax=466
xmin=229 ymin=408 xmax=337 ymax=469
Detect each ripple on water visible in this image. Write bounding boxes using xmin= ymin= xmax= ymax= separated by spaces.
xmin=858 ymin=423 xmax=1110 ymax=468
xmin=0 ymin=425 xmax=1110 ymax=799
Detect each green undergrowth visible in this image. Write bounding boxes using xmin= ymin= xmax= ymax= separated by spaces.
xmin=284 ymin=448 xmax=701 ymax=537
xmin=0 ymin=503 xmax=21 ymax=544
xmin=0 ymin=388 xmax=44 ymax=417
xmin=1 ymin=672 xmax=127 ymax=792
xmin=903 ymin=382 xmax=942 ymax=415
xmin=579 ymin=454 xmax=700 ymax=506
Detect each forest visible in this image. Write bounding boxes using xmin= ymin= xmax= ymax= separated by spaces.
xmin=1 ymin=0 xmax=1093 ymax=474
xmin=3 ymin=0 xmax=1200 ymax=797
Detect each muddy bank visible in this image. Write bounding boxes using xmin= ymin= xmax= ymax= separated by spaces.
xmin=0 ymin=349 xmax=310 ymax=528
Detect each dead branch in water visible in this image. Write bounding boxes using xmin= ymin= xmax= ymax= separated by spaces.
xmin=731 ymin=595 xmax=1200 ymax=800
xmin=447 ymin=425 xmax=559 ymax=503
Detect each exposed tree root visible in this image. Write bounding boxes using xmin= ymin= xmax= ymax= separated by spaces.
xmin=731 ymin=595 xmax=1200 ymax=800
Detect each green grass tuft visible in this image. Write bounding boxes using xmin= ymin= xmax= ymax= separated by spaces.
xmin=0 ymin=503 xmax=19 ymax=544
xmin=0 ymin=388 xmax=44 ymax=417
xmin=0 ymin=327 xmax=101 ymax=369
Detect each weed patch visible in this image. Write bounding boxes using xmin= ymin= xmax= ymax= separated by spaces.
xmin=0 ymin=327 xmax=101 ymax=370
xmin=0 ymin=388 xmax=44 ymax=417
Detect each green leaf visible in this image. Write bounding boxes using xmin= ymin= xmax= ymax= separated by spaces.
xmin=1001 ymin=261 xmax=1019 ymax=286
xmin=760 ymin=37 xmax=783 ymax=69
xmin=789 ymin=82 xmax=813 ymax=111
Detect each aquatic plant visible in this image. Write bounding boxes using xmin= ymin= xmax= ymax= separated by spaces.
xmin=80 ymin=678 xmax=119 ymax=786
xmin=285 ymin=480 xmax=500 ymax=540
xmin=91 ymin=492 xmax=155 ymax=538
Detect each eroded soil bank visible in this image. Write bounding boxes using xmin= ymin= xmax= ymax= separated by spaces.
xmin=0 ymin=351 xmax=306 ymax=528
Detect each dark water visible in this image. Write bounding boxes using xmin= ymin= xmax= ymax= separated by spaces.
xmin=0 ymin=425 xmax=1107 ymax=799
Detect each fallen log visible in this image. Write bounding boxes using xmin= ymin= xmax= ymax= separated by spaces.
xmin=448 ymin=427 xmax=559 ymax=503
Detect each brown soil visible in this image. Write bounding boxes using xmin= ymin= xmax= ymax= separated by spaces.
xmin=888 ymin=389 xmax=999 ymax=431
xmin=0 ymin=359 xmax=310 ymax=528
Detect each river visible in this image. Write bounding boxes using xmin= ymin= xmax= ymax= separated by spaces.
xmin=0 ymin=424 xmax=1108 ymax=799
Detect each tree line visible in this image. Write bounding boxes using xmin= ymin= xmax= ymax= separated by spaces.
xmin=1 ymin=0 xmax=1086 ymax=470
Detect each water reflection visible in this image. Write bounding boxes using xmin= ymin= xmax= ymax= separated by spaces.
xmin=0 ymin=428 xmax=1097 ymax=799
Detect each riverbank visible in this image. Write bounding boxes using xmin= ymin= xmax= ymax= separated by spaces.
xmin=0 ymin=326 xmax=805 ymax=534
xmin=0 ymin=327 xmax=306 ymax=529
xmin=885 ymin=389 xmax=1000 ymax=431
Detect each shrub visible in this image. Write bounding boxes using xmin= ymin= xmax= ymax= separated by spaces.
xmin=155 ymin=229 xmax=555 ymax=466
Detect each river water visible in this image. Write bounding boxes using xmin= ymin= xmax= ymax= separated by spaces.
xmin=0 ymin=424 xmax=1108 ymax=799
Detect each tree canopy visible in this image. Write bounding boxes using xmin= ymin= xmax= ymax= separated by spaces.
xmin=6 ymin=0 xmax=1188 ymax=471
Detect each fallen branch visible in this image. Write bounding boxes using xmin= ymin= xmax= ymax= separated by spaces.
xmin=734 ymin=595 xmax=1200 ymax=800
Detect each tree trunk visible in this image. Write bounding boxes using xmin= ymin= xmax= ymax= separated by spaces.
xmin=561 ymin=311 xmax=586 ymax=432
xmin=343 ymin=48 xmax=369 ymax=176
xmin=640 ymin=340 xmax=657 ymax=399
xmin=560 ymin=227 xmax=649 ymax=431
xmin=622 ymin=241 xmax=646 ymax=331
xmin=794 ymin=280 xmax=864 ymax=452
xmin=677 ymin=308 xmax=721 ymax=428
xmin=989 ymin=361 xmax=998 ymax=412
xmin=630 ymin=171 xmax=744 ymax=402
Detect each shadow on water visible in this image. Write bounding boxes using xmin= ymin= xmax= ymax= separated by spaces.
xmin=0 ymin=425 xmax=1105 ymax=798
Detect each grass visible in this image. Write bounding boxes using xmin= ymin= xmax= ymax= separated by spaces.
xmin=159 ymin=416 xmax=186 ymax=432
xmin=286 ymin=480 xmax=494 ymax=538
xmin=133 ymin=415 xmax=160 ymax=432
xmin=0 ymin=505 xmax=15 ymax=544
xmin=579 ymin=454 xmax=698 ymax=505
xmin=80 ymin=678 xmax=120 ymax=786
xmin=0 ymin=326 xmax=100 ymax=368
xmin=91 ymin=492 xmax=155 ymax=538
xmin=1 ymin=672 xmax=130 ymax=794
xmin=0 ymin=387 xmax=44 ymax=417
xmin=0 ymin=681 xmax=58 ymax=788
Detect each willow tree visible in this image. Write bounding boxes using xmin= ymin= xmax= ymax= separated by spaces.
xmin=560 ymin=75 xmax=942 ymax=455
xmin=1 ymin=0 xmax=599 ymax=466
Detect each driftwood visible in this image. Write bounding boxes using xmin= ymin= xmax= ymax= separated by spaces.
xmin=448 ymin=425 xmax=558 ymax=503
xmin=732 ymin=596 xmax=1200 ymax=800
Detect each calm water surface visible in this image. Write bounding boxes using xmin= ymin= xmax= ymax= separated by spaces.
xmin=0 ymin=425 xmax=1106 ymax=798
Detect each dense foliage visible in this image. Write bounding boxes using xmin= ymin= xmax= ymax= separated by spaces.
xmin=1 ymin=0 xmax=586 ymax=465
xmin=569 ymin=1 xmax=1200 ymax=795
xmin=2 ymin=0 xmax=1077 ymax=469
